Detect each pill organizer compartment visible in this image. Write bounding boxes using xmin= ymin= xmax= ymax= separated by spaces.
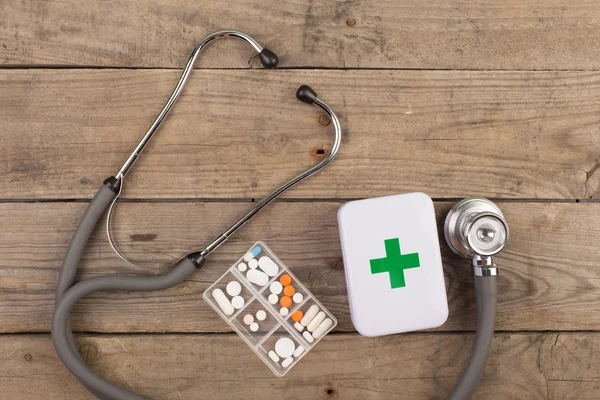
xmin=203 ymin=271 xmax=254 ymax=320
xmin=257 ymin=326 xmax=306 ymax=374
xmin=260 ymin=270 xmax=309 ymax=316
xmin=203 ymin=241 xmax=337 ymax=377
xmin=284 ymin=297 xmax=336 ymax=345
xmin=233 ymin=299 xmax=279 ymax=344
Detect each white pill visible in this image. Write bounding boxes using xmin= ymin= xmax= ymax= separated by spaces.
xmin=307 ymin=311 xmax=326 ymax=332
xmin=269 ymin=281 xmax=283 ymax=295
xmin=250 ymin=322 xmax=259 ymax=332
xmin=231 ymin=296 xmax=245 ymax=309
xmin=268 ymin=294 xmax=279 ymax=304
xmin=258 ymin=256 xmax=279 ymax=277
xmin=293 ymin=293 xmax=303 ymax=303
xmin=243 ymin=314 xmax=254 ymax=325
xmin=294 ymin=322 xmax=304 ymax=332
xmin=256 ymin=310 xmax=267 ymax=321
xmin=238 ymin=263 xmax=247 ymax=272
xmin=212 ymin=289 xmax=234 ymax=316
xmin=294 ymin=346 xmax=305 ymax=357
xmin=268 ymin=351 xmax=280 ymax=363
xmin=300 ymin=305 xmax=319 ymax=326
xmin=280 ymin=307 xmax=289 ymax=316
xmin=312 ymin=318 xmax=333 ymax=339
xmin=226 ymin=281 xmax=242 ymax=296
xmin=246 ymin=269 xmax=268 ymax=286
xmin=248 ymin=259 xmax=259 ymax=269
xmin=275 ymin=338 xmax=295 ymax=358
xmin=243 ymin=251 xmax=254 ymax=262
xmin=282 ymin=357 xmax=293 ymax=368
xmin=303 ymin=331 xmax=314 ymax=343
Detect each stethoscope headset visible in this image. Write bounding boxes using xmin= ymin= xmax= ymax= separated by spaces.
xmin=50 ymin=30 xmax=508 ymax=400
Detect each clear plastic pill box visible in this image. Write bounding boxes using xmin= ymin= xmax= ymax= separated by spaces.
xmin=203 ymin=241 xmax=337 ymax=377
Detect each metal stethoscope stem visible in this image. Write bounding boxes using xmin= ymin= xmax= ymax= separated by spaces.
xmin=106 ymin=30 xmax=342 ymax=267
xmin=116 ymin=31 xmax=264 ymax=180
xmin=201 ymin=96 xmax=341 ymax=257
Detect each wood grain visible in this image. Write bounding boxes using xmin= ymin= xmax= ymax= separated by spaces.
xmin=2 ymin=69 xmax=600 ymax=200
xmin=2 ymin=1 xmax=600 ymax=70
xmin=1 ymin=332 xmax=598 ymax=399
xmin=1 ymin=201 xmax=599 ymax=333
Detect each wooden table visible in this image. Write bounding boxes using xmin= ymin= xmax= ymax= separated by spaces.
xmin=1 ymin=1 xmax=600 ymax=399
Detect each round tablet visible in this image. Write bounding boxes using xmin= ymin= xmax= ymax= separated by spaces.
xmin=231 ymin=296 xmax=245 ymax=309
xmin=268 ymin=294 xmax=278 ymax=304
xmin=250 ymin=323 xmax=259 ymax=332
xmin=283 ymin=285 xmax=295 ymax=297
xmin=238 ymin=263 xmax=247 ymax=272
xmin=275 ymin=337 xmax=295 ymax=358
xmin=291 ymin=310 xmax=303 ymax=322
xmin=226 ymin=281 xmax=242 ymax=296
xmin=280 ymin=296 xmax=292 ymax=308
xmin=269 ymin=281 xmax=283 ymax=295
xmin=256 ymin=310 xmax=267 ymax=321
xmin=279 ymin=274 xmax=292 ymax=286
xmin=279 ymin=307 xmax=289 ymax=316
xmin=243 ymin=314 xmax=254 ymax=325
xmin=248 ymin=259 xmax=258 ymax=269
xmin=293 ymin=293 xmax=303 ymax=303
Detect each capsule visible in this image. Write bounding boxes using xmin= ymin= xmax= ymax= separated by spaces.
xmin=268 ymin=351 xmax=280 ymax=363
xmin=258 ymin=256 xmax=279 ymax=277
xmin=212 ymin=289 xmax=234 ymax=316
xmin=282 ymin=357 xmax=294 ymax=368
xmin=243 ymin=245 xmax=262 ymax=261
xmin=300 ymin=305 xmax=319 ymax=326
xmin=246 ymin=269 xmax=269 ymax=286
xmin=312 ymin=318 xmax=333 ymax=339
xmin=293 ymin=346 xmax=305 ymax=357
xmin=302 ymin=331 xmax=314 ymax=343
xmin=307 ymin=311 xmax=326 ymax=332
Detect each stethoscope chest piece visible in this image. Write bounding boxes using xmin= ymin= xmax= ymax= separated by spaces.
xmin=444 ymin=197 xmax=508 ymax=258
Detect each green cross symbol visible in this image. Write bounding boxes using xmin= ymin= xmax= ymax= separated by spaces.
xmin=370 ymin=238 xmax=420 ymax=289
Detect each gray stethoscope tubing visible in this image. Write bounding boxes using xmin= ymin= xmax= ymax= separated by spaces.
xmin=51 ymin=30 xmax=342 ymax=400
xmin=445 ymin=198 xmax=508 ymax=400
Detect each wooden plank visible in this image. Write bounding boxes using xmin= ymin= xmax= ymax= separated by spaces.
xmin=2 ymin=1 xmax=600 ymax=70
xmin=2 ymin=69 xmax=600 ymax=200
xmin=1 ymin=332 xmax=598 ymax=399
xmin=1 ymin=201 xmax=599 ymax=333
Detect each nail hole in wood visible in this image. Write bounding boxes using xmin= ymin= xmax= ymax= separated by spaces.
xmin=312 ymin=146 xmax=330 ymax=159
xmin=319 ymin=114 xmax=331 ymax=126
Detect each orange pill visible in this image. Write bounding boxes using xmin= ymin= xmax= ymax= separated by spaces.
xmin=280 ymin=296 xmax=292 ymax=308
xmin=279 ymin=274 xmax=292 ymax=286
xmin=283 ymin=285 xmax=295 ymax=297
xmin=291 ymin=310 xmax=304 ymax=322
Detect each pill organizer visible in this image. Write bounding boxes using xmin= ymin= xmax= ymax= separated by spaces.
xmin=203 ymin=241 xmax=337 ymax=377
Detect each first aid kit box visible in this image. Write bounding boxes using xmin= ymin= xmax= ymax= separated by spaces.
xmin=337 ymin=192 xmax=448 ymax=337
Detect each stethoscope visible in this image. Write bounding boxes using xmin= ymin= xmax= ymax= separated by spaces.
xmin=51 ymin=30 xmax=341 ymax=400
xmin=50 ymin=30 xmax=510 ymax=400
xmin=444 ymin=198 xmax=509 ymax=400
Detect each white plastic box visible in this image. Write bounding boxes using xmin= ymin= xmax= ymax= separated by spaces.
xmin=203 ymin=241 xmax=337 ymax=376
xmin=338 ymin=192 xmax=449 ymax=337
